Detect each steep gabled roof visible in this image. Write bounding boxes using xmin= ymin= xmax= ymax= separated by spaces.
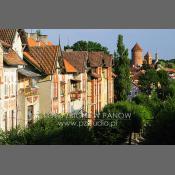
xmin=63 ymin=59 xmax=77 ymax=73
xmin=103 ymin=54 xmax=113 ymax=67
xmin=88 ymin=52 xmax=103 ymax=67
xmin=63 ymin=51 xmax=87 ymax=73
xmin=63 ymin=51 xmax=113 ymax=73
xmin=27 ymin=37 xmax=53 ymax=47
xmin=144 ymin=51 xmax=152 ymax=58
xmin=132 ymin=43 xmax=143 ymax=52
xmin=0 ymin=29 xmax=16 ymax=45
xmin=0 ymin=40 xmax=11 ymax=48
xmin=24 ymin=45 xmax=61 ymax=75
xmin=88 ymin=52 xmax=113 ymax=68
xmin=4 ymin=49 xmax=26 ymax=66
xmin=0 ymin=29 xmax=28 ymax=47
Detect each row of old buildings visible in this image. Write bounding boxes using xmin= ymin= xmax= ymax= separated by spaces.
xmin=0 ymin=29 xmax=114 ymax=131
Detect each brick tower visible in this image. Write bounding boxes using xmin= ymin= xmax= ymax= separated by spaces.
xmin=144 ymin=52 xmax=152 ymax=65
xmin=131 ymin=43 xmax=143 ymax=67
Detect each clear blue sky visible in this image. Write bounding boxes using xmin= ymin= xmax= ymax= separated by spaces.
xmin=26 ymin=29 xmax=175 ymax=60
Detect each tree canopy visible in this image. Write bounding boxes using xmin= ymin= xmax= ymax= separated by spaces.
xmin=93 ymin=101 xmax=152 ymax=145
xmin=64 ymin=40 xmax=110 ymax=54
xmin=113 ymin=35 xmax=131 ymax=101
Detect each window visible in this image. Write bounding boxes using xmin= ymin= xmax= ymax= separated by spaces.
xmin=30 ymin=78 xmax=37 ymax=88
xmin=70 ymin=81 xmax=80 ymax=92
xmin=11 ymin=110 xmax=14 ymax=129
xmin=4 ymin=112 xmax=7 ymax=132
xmin=4 ymin=76 xmax=8 ymax=97
xmin=60 ymin=82 xmax=65 ymax=96
xmin=54 ymin=82 xmax=58 ymax=98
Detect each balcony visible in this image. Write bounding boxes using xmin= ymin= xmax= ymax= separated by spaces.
xmin=70 ymin=90 xmax=82 ymax=101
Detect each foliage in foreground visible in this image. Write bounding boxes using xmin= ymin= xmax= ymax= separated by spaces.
xmin=143 ymin=97 xmax=175 ymax=144
xmin=93 ymin=101 xmax=152 ymax=145
xmin=1 ymin=96 xmax=175 ymax=145
xmin=0 ymin=114 xmax=94 ymax=145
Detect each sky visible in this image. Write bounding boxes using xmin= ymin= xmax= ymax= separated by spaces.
xmin=26 ymin=29 xmax=175 ymax=60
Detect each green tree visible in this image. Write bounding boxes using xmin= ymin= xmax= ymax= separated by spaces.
xmin=114 ymin=35 xmax=131 ymax=101
xmin=36 ymin=29 xmax=42 ymax=36
xmin=167 ymin=80 xmax=175 ymax=97
xmin=139 ymin=68 xmax=159 ymax=95
xmin=157 ymin=70 xmax=170 ymax=100
xmin=93 ymin=102 xmax=152 ymax=145
xmin=0 ymin=114 xmax=95 ymax=145
xmin=64 ymin=40 xmax=109 ymax=54
xmin=132 ymin=92 xmax=161 ymax=118
xmin=143 ymin=97 xmax=175 ymax=144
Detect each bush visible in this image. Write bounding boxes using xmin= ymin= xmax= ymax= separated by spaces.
xmin=0 ymin=114 xmax=95 ymax=145
xmin=143 ymin=97 xmax=175 ymax=144
xmin=132 ymin=92 xmax=161 ymax=117
xmin=93 ymin=101 xmax=152 ymax=144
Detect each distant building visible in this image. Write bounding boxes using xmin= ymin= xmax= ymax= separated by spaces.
xmin=144 ymin=52 xmax=152 ymax=65
xmin=131 ymin=43 xmax=143 ymax=67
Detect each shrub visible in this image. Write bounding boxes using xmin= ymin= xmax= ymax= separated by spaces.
xmin=143 ymin=97 xmax=175 ymax=144
xmin=93 ymin=101 xmax=152 ymax=144
xmin=0 ymin=114 xmax=94 ymax=145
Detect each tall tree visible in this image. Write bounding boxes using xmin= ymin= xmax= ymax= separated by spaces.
xmin=139 ymin=68 xmax=159 ymax=95
xmin=36 ymin=29 xmax=42 ymax=36
xmin=114 ymin=35 xmax=131 ymax=101
xmin=64 ymin=40 xmax=109 ymax=54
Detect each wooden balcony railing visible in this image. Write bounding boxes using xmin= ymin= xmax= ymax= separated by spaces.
xmin=70 ymin=90 xmax=82 ymax=101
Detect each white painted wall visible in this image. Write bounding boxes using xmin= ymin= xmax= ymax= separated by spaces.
xmin=0 ymin=67 xmax=17 ymax=131
xmin=12 ymin=31 xmax=23 ymax=59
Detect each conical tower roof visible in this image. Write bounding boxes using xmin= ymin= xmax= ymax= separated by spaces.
xmin=132 ymin=43 xmax=143 ymax=52
xmin=144 ymin=51 xmax=152 ymax=58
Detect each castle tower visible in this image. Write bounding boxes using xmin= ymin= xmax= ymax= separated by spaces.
xmin=131 ymin=43 xmax=143 ymax=67
xmin=154 ymin=49 xmax=159 ymax=64
xmin=144 ymin=51 xmax=152 ymax=65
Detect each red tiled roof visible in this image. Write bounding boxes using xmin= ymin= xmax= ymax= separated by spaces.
xmin=63 ymin=51 xmax=87 ymax=73
xmin=0 ymin=29 xmax=28 ymax=47
xmin=63 ymin=51 xmax=113 ymax=72
xmin=103 ymin=54 xmax=113 ymax=67
xmin=88 ymin=52 xmax=113 ymax=67
xmin=88 ymin=52 xmax=103 ymax=67
xmin=164 ymin=68 xmax=175 ymax=73
xmin=4 ymin=49 xmax=26 ymax=66
xmin=132 ymin=43 xmax=143 ymax=52
xmin=0 ymin=40 xmax=11 ymax=48
xmin=27 ymin=37 xmax=53 ymax=47
xmin=23 ymin=51 xmax=41 ymax=70
xmin=63 ymin=59 xmax=77 ymax=73
xmin=24 ymin=46 xmax=60 ymax=75
xmin=0 ymin=29 xmax=16 ymax=45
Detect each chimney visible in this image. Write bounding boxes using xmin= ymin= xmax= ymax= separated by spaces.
xmin=65 ymin=49 xmax=73 ymax=52
xmin=37 ymin=35 xmax=48 ymax=44
xmin=27 ymin=33 xmax=38 ymax=41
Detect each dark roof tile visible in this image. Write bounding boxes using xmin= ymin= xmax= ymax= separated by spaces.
xmin=24 ymin=46 xmax=61 ymax=75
